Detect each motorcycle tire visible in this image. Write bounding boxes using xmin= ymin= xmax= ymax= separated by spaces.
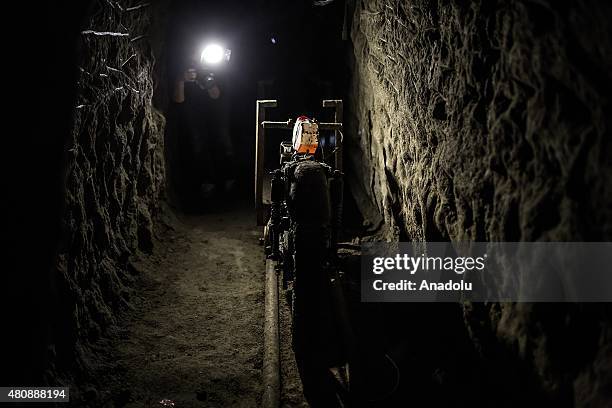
xmin=288 ymin=161 xmax=340 ymax=407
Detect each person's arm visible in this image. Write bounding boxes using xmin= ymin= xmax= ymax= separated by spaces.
xmin=172 ymin=78 xmax=185 ymax=103
xmin=207 ymin=84 xmax=221 ymax=99
xmin=173 ymin=69 xmax=197 ymax=103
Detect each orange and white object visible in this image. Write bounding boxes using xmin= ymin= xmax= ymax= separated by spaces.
xmin=292 ymin=116 xmax=319 ymax=154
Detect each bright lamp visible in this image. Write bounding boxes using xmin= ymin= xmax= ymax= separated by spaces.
xmin=201 ymin=44 xmax=224 ymax=64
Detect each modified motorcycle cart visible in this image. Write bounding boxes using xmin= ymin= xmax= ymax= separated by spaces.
xmin=255 ymin=99 xmax=346 ymax=406
xmin=255 ymin=100 xmax=399 ymax=407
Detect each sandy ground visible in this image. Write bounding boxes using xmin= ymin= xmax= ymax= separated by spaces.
xmin=93 ymin=201 xmax=306 ymax=407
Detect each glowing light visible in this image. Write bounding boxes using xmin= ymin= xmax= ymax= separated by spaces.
xmin=201 ymin=44 xmax=224 ymax=64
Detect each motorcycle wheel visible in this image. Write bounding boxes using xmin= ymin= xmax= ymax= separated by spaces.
xmin=288 ymin=161 xmax=340 ymax=407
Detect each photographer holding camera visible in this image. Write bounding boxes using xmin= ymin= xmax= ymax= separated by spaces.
xmin=172 ymin=56 xmax=236 ymax=209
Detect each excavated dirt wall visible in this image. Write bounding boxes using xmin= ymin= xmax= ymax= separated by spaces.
xmin=348 ymin=0 xmax=612 ymax=406
xmin=48 ymin=1 xmax=166 ymax=384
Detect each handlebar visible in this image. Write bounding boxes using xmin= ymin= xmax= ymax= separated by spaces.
xmin=261 ymin=120 xmax=343 ymax=131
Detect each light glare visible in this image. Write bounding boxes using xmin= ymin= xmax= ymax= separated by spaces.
xmin=201 ymin=44 xmax=224 ymax=64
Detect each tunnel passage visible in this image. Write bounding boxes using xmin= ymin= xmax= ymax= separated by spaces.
xmin=161 ymin=0 xmax=348 ymax=213
xmin=9 ymin=0 xmax=612 ymax=407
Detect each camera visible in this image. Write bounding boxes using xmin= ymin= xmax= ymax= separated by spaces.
xmin=184 ymin=67 xmax=217 ymax=90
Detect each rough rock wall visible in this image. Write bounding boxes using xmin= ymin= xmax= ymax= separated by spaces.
xmin=50 ymin=1 xmax=166 ymax=381
xmin=348 ymin=0 xmax=612 ymax=406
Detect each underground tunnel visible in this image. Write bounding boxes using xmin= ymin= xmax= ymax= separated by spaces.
xmin=6 ymin=0 xmax=612 ymax=407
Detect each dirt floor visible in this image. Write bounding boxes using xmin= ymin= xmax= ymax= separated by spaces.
xmin=93 ymin=199 xmax=306 ymax=407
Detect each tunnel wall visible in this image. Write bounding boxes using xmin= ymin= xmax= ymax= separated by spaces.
xmin=348 ymin=0 xmax=612 ymax=405
xmin=48 ymin=1 xmax=166 ymax=384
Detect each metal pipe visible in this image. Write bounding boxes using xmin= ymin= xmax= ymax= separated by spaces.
xmin=261 ymin=120 xmax=343 ymax=131
xmin=261 ymin=120 xmax=292 ymax=129
xmin=256 ymin=100 xmax=277 ymax=225
xmin=262 ymin=259 xmax=280 ymax=408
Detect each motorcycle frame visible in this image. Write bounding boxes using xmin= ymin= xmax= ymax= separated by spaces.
xmin=254 ymin=99 xmax=343 ymax=226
